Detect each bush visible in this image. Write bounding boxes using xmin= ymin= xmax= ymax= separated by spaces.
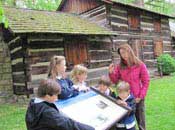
xmin=157 ymin=54 xmax=175 ymax=75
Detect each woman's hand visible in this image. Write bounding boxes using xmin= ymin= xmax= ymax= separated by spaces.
xmin=135 ymin=98 xmax=141 ymax=103
xmin=109 ymin=63 xmax=115 ymax=74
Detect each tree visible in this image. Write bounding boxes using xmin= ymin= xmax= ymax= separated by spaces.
xmin=0 ymin=2 xmax=8 ymax=28
xmin=144 ymin=0 xmax=175 ymax=15
xmin=1 ymin=0 xmax=62 ymax=11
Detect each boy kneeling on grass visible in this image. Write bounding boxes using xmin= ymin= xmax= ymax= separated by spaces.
xmin=25 ymin=79 xmax=94 ymax=130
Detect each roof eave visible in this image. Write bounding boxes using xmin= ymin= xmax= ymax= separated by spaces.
xmin=102 ymin=0 xmax=175 ymax=19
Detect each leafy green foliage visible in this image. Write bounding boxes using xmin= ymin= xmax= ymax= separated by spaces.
xmin=24 ymin=0 xmax=61 ymax=11
xmin=145 ymin=0 xmax=175 ymax=16
xmin=157 ymin=54 xmax=175 ymax=75
xmin=2 ymin=0 xmax=62 ymax=11
xmin=0 ymin=2 xmax=8 ymax=28
xmin=113 ymin=0 xmax=175 ymax=16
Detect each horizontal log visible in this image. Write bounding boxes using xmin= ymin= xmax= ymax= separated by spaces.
xmin=31 ymin=73 xmax=48 ymax=81
xmin=141 ymin=24 xmax=154 ymax=29
xmin=111 ymin=17 xmax=128 ymax=25
xmin=89 ymin=59 xmax=112 ymax=69
xmin=87 ymin=67 xmax=108 ymax=79
xmin=163 ymin=46 xmax=172 ymax=51
xmin=88 ymin=42 xmax=112 ymax=50
xmin=8 ymin=40 xmax=22 ymax=51
xmin=141 ymin=18 xmax=153 ymax=24
xmin=143 ymin=45 xmax=154 ymax=52
xmin=11 ymin=48 xmax=24 ymax=60
xmin=31 ymin=65 xmax=48 ymax=75
xmin=27 ymin=34 xmax=63 ymax=43
xmin=89 ymin=10 xmax=106 ymax=18
xmin=111 ymin=25 xmax=128 ymax=31
xmin=143 ymin=53 xmax=155 ymax=59
xmin=89 ymin=50 xmax=112 ymax=60
xmin=12 ymin=62 xmax=25 ymax=72
xmin=111 ymin=21 xmax=128 ymax=27
xmin=28 ymin=41 xmax=63 ymax=49
xmin=144 ymin=60 xmax=157 ymax=68
xmin=26 ymin=56 xmax=50 ymax=64
xmin=111 ymin=10 xmax=127 ymax=19
xmin=141 ymin=15 xmax=153 ymax=20
xmin=8 ymin=36 xmax=20 ymax=46
xmin=10 ymin=46 xmax=22 ymax=53
xmin=12 ymin=73 xmax=26 ymax=83
xmin=86 ymin=7 xmax=105 ymax=18
xmin=11 ymin=58 xmax=23 ymax=65
xmin=88 ymin=36 xmax=111 ymax=42
xmin=161 ymin=37 xmax=171 ymax=41
xmin=112 ymin=6 xmax=126 ymax=13
xmin=28 ymin=48 xmax=64 ymax=57
xmin=163 ymin=51 xmax=172 ymax=55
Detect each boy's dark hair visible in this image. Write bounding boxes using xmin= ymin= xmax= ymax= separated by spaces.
xmin=37 ymin=79 xmax=61 ymax=97
xmin=98 ymin=76 xmax=111 ymax=87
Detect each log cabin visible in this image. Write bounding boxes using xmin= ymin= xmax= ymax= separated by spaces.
xmin=1 ymin=7 xmax=114 ymax=96
xmin=57 ymin=0 xmax=175 ymax=67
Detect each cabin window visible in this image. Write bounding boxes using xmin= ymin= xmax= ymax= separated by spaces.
xmin=154 ymin=18 xmax=161 ymax=32
xmin=64 ymin=42 xmax=89 ymax=69
xmin=128 ymin=12 xmax=140 ymax=30
xmin=154 ymin=39 xmax=163 ymax=57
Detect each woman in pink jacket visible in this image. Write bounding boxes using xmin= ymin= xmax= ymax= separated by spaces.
xmin=109 ymin=44 xmax=150 ymax=130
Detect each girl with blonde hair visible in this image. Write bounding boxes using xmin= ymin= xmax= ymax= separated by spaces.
xmin=109 ymin=43 xmax=150 ymax=130
xmin=48 ymin=55 xmax=79 ymax=99
xmin=71 ymin=64 xmax=89 ymax=92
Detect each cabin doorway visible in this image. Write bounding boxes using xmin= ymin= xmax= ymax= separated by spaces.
xmin=64 ymin=39 xmax=89 ymax=69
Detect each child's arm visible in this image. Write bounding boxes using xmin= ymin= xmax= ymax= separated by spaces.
xmin=126 ymin=97 xmax=136 ymax=116
xmin=58 ymin=79 xmax=79 ymax=99
xmin=116 ymin=99 xmax=127 ymax=106
xmin=43 ymin=109 xmax=95 ymax=130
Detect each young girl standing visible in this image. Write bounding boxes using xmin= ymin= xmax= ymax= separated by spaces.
xmin=71 ymin=64 xmax=89 ymax=92
xmin=48 ymin=55 xmax=79 ymax=99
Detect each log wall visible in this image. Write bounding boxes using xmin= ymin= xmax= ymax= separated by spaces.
xmin=0 ymin=28 xmax=13 ymax=102
xmin=9 ymin=34 xmax=113 ymax=93
xmin=108 ymin=4 xmax=173 ymax=67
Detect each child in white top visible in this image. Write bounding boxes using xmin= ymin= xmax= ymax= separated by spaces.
xmin=71 ymin=65 xmax=89 ymax=92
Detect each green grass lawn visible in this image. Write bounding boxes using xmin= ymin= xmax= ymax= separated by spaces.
xmin=0 ymin=76 xmax=175 ymax=130
xmin=146 ymin=76 xmax=175 ymax=130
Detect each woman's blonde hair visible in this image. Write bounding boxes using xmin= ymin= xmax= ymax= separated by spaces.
xmin=71 ymin=64 xmax=87 ymax=84
xmin=117 ymin=43 xmax=142 ymax=68
xmin=48 ymin=55 xmax=65 ymax=79
xmin=117 ymin=81 xmax=130 ymax=92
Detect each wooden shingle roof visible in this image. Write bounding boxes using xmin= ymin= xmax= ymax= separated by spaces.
xmin=4 ymin=7 xmax=113 ymax=35
xmin=106 ymin=0 xmax=175 ymax=18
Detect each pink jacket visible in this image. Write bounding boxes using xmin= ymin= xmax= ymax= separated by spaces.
xmin=109 ymin=63 xmax=150 ymax=99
